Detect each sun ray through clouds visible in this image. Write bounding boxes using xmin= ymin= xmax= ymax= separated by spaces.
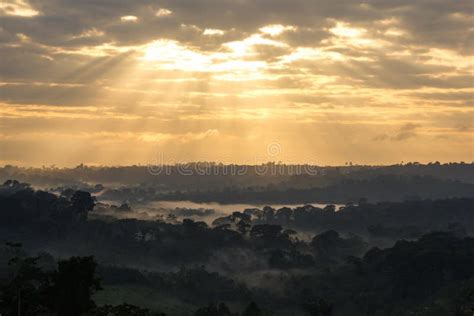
xmin=0 ymin=0 xmax=472 ymax=166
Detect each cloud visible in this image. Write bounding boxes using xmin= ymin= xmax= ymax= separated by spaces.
xmin=391 ymin=123 xmax=420 ymax=141
xmin=373 ymin=123 xmax=422 ymax=142
xmin=0 ymin=0 xmax=472 ymax=165
xmin=203 ymin=28 xmax=224 ymax=36
xmin=0 ymin=0 xmax=39 ymax=17
xmin=120 ymin=15 xmax=138 ymax=22
xmin=155 ymin=8 xmax=172 ymax=17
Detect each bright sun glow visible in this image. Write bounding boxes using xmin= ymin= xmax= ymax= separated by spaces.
xmin=259 ymin=24 xmax=296 ymax=36
xmin=330 ymin=22 xmax=366 ymax=38
xmin=0 ymin=0 xmax=39 ymax=17
xmin=142 ymin=40 xmax=211 ymax=71
xmin=203 ymin=28 xmax=225 ymax=36
xmin=121 ymin=15 xmax=138 ymax=22
xmin=1 ymin=1 xmax=472 ymax=166
xmin=155 ymin=8 xmax=172 ymax=17
xmin=142 ymin=36 xmax=277 ymax=74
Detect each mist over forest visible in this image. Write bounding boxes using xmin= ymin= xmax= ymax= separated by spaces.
xmin=1 ymin=0 xmax=473 ymax=314
xmin=1 ymin=163 xmax=473 ymax=315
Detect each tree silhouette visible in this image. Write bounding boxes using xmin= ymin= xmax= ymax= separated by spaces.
xmin=194 ymin=302 xmax=233 ymax=316
xmin=303 ymin=297 xmax=333 ymax=316
xmin=0 ymin=243 xmax=48 ymax=316
xmin=45 ymin=256 xmax=101 ymax=316
xmin=242 ymin=302 xmax=262 ymax=316
xmin=93 ymin=303 xmax=165 ymax=316
xmin=70 ymin=190 xmax=95 ymax=220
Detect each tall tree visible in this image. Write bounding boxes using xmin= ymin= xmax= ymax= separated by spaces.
xmin=46 ymin=256 xmax=101 ymax=316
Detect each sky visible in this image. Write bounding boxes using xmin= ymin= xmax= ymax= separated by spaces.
xmin=0 ymin=0 xmax=473 ymax=166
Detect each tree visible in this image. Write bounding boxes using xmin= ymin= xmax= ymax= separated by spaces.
xmin=0 ymin=243 xmax=49 ymax=316
xmin=45 ymin=256 xmax=102 ymax=316
xmin=92 ymin=303 xmax=165 ymax=316
xmin=262 ymin=206 xmax=275 ymax=222
xmin=194 ymin=302 xmax=233 ymax=316
xmin=303 ymin=297 xmax=333 ymax=316
xmin=275 ymin=207 xmax=292 ymax=224
xmin=242 ymin=302 xmax=262 ymax=316
xmin=453 ymin=283 xmax=474 ymax=316
xmin=70 ymin=191 xmax=95 ymax=220
xmin=311 ymin=230 xmax=367 ymax=263
xmin=250 ymin=225 xmax=282 ymax=239
xmin=237 ymin=220 xmax=251 ymax=235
